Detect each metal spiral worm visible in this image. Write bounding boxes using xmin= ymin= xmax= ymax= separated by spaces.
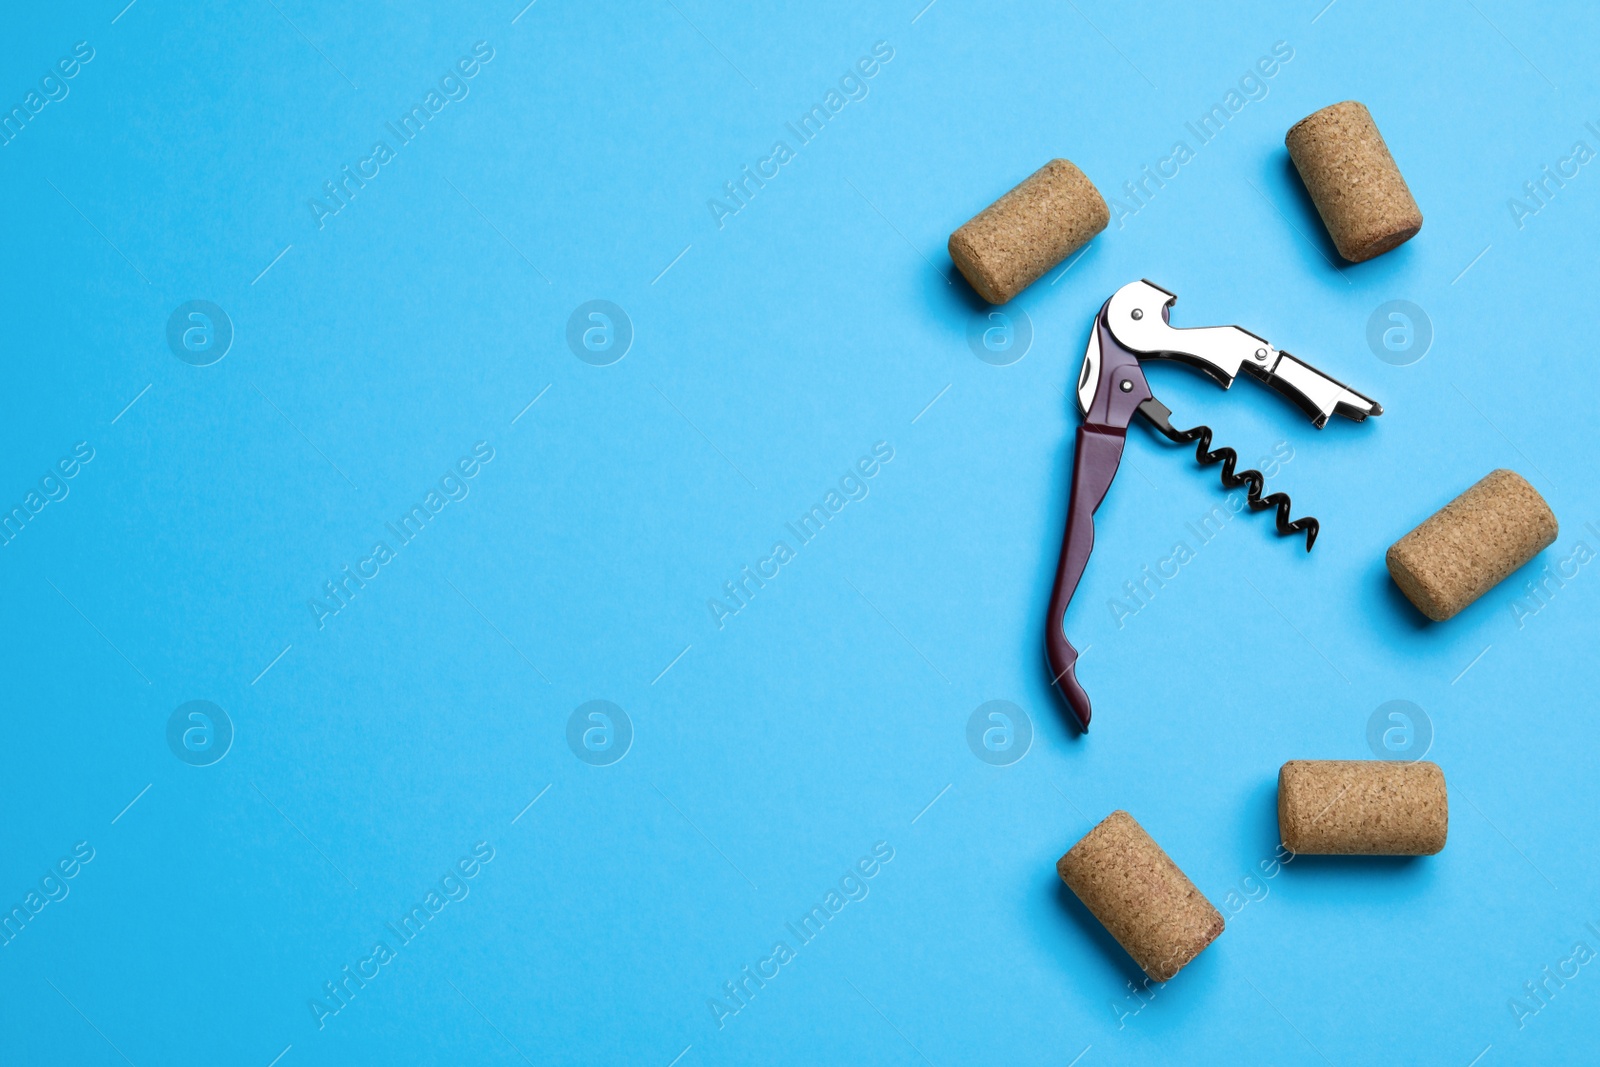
xmin=1137 ymin=399 xmax=1319 ymax=551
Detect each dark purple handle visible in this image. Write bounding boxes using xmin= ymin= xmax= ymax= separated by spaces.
xmin=1045 ymin=426 xmax=1127 ymax=730
xmin=1045 ymin=315 xmax=1153 ymax=732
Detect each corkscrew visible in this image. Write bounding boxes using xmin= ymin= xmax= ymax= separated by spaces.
xmin=1046 ymin=280 xmax=1381 ymax=731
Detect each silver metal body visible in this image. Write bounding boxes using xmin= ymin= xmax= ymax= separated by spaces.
xmin=1077 ymin=280 xmax=1382 ymax=428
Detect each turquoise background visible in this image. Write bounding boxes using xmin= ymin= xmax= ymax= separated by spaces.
xmin=3 ymin=0 xmax=1598 ymax=1063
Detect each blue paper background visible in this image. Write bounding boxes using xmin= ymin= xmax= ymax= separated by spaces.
xmin=3 ymin=0 xmax=1598 ymax=1063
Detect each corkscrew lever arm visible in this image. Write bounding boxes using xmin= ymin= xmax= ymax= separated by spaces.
xmin=1102 ymin=279 xmax=1382 ymax=427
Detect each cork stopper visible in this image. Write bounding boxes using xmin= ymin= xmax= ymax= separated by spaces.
xmin=948 ymin=159 xmax=1108 ymax=304
xmin=1055 ymin=811 xmax=1223 ymax=981
xmin=1285 ymin=101 xmax=1422 ymax=263
xmin=1386 ymin=469 xmax=1558 ymax=621
xmin=1278 ymin=760 xmax=1447 ymax=855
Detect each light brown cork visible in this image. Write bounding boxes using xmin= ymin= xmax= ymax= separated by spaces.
xmin=1056 ymin=811 xmax=1223 ymax=981
xmin=1285 ymin=101 xmax=1422 ymax=263
xmin=948 ymin=159 xmax=1108 ymax=304
xmin=1278 ymin=760 xmax=1447 ymax=855
xmin=1386 ymin=469 xmax=1557 ymax=621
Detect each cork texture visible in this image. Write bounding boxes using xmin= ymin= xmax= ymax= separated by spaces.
xmin=1278 ymin=760 xmax=1448 ymax=856
xmin=948 ymin=158 xmax=1108 ymax=304
xmin=1285 ymin=101 xmax=1422 ymax=263
xmin=1056 ymin=811 xmax=1223 ymax=981
xmin=1386 ymin=469 xmax=1558 ymax=621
